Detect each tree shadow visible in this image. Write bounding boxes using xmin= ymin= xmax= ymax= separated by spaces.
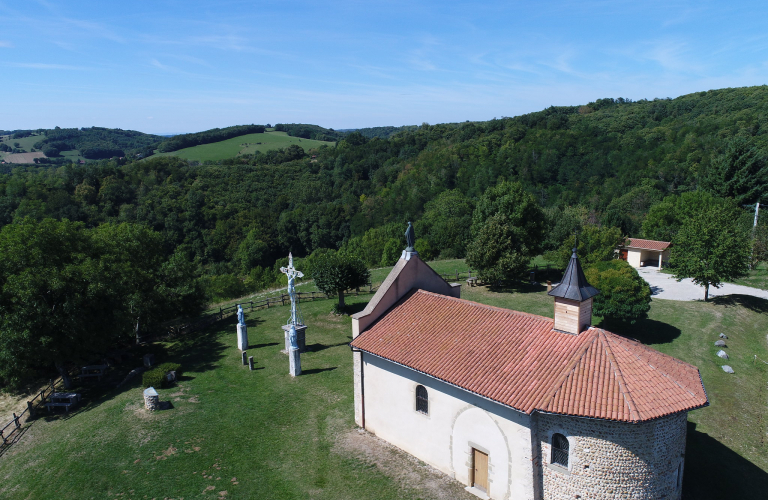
xmin=683 ymin=421 xmax=768 ymax=499
xmin=304 ymin=342 xmax=349 ymax=353
xmin=596 ymin=317 xmax=682 ymax=345
xmin=486 ymin=280 xmax=548 ymax=295
xmin=343 ymin=302 xmax=368 ymax=315
xmin=301 ymin=367 xmax=338 ymax=375
xmin=710 ymin=294 xmax=768 ymax=314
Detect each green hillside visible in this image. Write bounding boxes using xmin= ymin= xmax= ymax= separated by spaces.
xmin=153 ymin=131 xmax=335 ymax=162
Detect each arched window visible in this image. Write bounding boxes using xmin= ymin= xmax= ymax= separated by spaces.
xmin=415 ymin=385 xmax=429 ymax=414
xmin=551 ymin=433 xmax=569 ymax=468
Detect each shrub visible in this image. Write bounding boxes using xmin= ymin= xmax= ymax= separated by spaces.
xmin=142 ymin=362 xmax=182 ymax=388
xmin=584 ymin=260 xmax=651 ymax=324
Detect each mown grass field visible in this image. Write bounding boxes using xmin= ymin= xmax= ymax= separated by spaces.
xmin=0 ymin=134 xmax=44 ymax=162
xmin=153 ymin=131 xmax=335 ymax=162
xmin=733 ymin=262 xmax=768 ymax=290
xmin=0 ymin=260 xmax=766 ymax=499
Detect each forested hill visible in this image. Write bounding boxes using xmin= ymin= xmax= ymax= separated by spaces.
xmin=1 ymin=85 xmax=767 ymax=299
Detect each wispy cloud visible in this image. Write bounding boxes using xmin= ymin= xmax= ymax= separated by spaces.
xmin=0 ymin=41 xmax=12 ymax=48
xmin=7 ymin=62 xmax=87 ymax=70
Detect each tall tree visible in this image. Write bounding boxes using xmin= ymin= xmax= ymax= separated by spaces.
xmin=704 ymin=136 xmax=768 ymax=205
xmin=311 ymin=254 xmax=370 ymax=310
xmin=670 ymin=203 xmax=750 ymax=301
xmin=466 ymin=181 xmax=547 ymax=282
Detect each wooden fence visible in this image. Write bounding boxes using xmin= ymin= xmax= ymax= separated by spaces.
xmin=0 ymin=375 xmax=68 ymax=451
xmin=140 ymin=285 xmax=380 ymax=344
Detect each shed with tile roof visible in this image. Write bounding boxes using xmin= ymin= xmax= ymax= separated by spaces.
xmin=350 ymin=247 xmax=706 ymax=500
xmin=619 ymin=238 xmax=672 ymax=269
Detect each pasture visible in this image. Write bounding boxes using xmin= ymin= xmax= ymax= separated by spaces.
xmin=0 ymin=261 xmax=766 ymax=499
xmin=0 ymin=134 xmax=44 ymax=163
xmin=153 ymin=131 xmax=335 ymax=162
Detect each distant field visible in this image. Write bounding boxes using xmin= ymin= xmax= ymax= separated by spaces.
xmin=153 ymin=131 xmax=334 ymax=162
xmin=0 ymin=133 xmax=45 ymax=162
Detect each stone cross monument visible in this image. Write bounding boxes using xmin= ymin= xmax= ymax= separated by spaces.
xmin=236 ymin=304 xmax=248 ymax=351
xmin=280 ymin=252 xmax=307 ymax=352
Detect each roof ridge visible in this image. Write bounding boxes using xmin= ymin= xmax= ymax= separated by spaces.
xmin=598 ymin=330 xmax=640 ymax=421
xmin=534 ymin=328 xmax=600 ymax=412
xmin=414 ymin=289 xmax=555 ymax=323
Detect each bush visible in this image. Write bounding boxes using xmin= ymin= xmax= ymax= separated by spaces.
xmin=142 ymin=362 xmax=182 ymax=388
xmin=584 ymin=260 xmax=651 ymax=324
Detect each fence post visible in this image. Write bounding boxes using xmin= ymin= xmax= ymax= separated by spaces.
xmin=1 ymin=430 xmax=5 ymax=445
xmin=27 ymin=401 xmax=33 ymax=418
xmin=13 ymin=413 xmax=19 ymax=429
xmin=281 ymin=295 xmax=286 ymax=306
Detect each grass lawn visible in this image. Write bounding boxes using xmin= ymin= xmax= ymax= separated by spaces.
xmin=153 ymin=132 xmax=335 ymax=162
xmin=0 ymin=262 xmax=766 ymax=499
xmin=732 ymin=262 xmax=768 ymax=290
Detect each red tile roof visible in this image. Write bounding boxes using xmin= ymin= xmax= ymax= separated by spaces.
xmin=625 ymin=238 xmax=672 ymax=251
xmin=351 ymin=290 xmax=707 ymax=422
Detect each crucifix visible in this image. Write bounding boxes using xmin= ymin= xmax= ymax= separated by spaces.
xmin=280 ymin=252 xmax=304 ymax=327
xmin=280 ymin=252 xmax=307 ymax=356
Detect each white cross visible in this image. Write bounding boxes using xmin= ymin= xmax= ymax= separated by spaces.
xmin=280 ymin=252 xmax=304 ymax=325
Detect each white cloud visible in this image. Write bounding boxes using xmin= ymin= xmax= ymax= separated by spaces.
xmin=0 ymin=41 xmax=12 ymax=48
xmin=8 ymin=62 xmax=86 ymax=70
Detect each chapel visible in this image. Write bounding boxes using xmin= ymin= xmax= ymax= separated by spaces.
xmin=349 ymin=247 xmax=708 ymax=500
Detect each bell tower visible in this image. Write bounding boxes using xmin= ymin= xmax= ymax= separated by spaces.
xmin=548 ymin=248 xmax=600 ymax=335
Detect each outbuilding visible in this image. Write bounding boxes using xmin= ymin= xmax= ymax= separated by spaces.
xmin=350 ymin=246 xmax=707 ymax=500
xmin=619 ymin=238 xmax=672 ymax=269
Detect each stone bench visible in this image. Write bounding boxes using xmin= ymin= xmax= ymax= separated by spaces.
xmin=43 ymin=402 xmax=74 ymax=413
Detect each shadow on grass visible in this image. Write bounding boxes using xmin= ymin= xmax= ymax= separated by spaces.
xmin=0 ymin=423 xmax=33 ymax=457
xmin=486 ymin=281 xmax=548 ymax=294
xmin=305 ymin=342 xmax=349 ymax=353
xmin=596 ymin=317 xmax=682 ymax=345
xmin=343 ymin=302 xmax=368 ymax=315
xmin=302 ymin=367 xmax=338 ymax=375
xmin=711 ymin=294 xmax=768 ymax=314
xmin=249 ymin=342 xmax=279 ymax=349
xmin=683 ymin=421 xmax=768 ymax=499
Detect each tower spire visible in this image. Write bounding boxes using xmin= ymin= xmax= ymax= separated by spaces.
xmin=549 ymin=248 xmax=599 ymax=334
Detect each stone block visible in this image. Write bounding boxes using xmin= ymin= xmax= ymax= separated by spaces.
xmin=237 ymin=324 xmax=248 ymax=351
xmin=722 ymin=365 xmax=734 ymax=374
xmin=716 ymin=350 xmax=728 ymax=359
xmin=718 ymin=333 xmax=728 ymax=339
xmin=714 ymin=340 xmax=726 ymax=347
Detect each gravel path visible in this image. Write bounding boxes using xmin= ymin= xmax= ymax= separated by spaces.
xmin=636 ymin=267 xmax=768 ymax=301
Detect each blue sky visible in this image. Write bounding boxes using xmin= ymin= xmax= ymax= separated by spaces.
xmin=1 ymin=0 xmax=768 ymax=134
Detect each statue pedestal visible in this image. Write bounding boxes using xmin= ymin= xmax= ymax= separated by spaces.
xmin=237 ymin=324 xmax=248 ymax=351
xmin=282 ymin=324 xmax=307 ymax=352
xmin=289 ymin=348 xmax=301 ymax=377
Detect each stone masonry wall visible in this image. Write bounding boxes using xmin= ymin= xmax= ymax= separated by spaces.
xmin=536 ymin=412 xmax=687 ymax=500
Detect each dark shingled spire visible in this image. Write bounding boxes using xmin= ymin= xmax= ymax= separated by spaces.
xmin=548 ymin=248 xmax=600 ymax=301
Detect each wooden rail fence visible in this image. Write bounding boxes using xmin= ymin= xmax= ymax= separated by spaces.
xmin=0 ymin=374 xmax=69 ymax=451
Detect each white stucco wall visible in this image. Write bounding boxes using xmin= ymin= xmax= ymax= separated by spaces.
xmin=360 ymin=354 xmax=536 ymax=500
xmin=626 ymin=249 xmax=670 ymax=268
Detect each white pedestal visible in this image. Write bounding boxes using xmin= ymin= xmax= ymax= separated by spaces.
xmin=289 ymin=348 xmax=301 ymax=377
xmin=237 ymin=324 xmax=248 ymax=351
xmin=282 ymin=324 xmax=307 ymax=352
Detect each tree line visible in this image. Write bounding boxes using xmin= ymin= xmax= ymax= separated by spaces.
xmin=156 ymin=124 xmax=266 ymax=153
xmin=1 ymin=85 xmax=767 ymax=387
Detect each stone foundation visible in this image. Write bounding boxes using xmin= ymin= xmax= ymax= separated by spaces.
xmin=536 ymin=412 xmax=687 ymax=500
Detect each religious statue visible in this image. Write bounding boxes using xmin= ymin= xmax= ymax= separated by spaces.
xmin=405 ymin=221 xmax=415 ymax=251
xmin=288 ymin=325 xmax=299 ymax=351
xmin=237 ymin=304 xmax=245 ymax=326
xmin=280 ymin=252 xmax=304 ymax=326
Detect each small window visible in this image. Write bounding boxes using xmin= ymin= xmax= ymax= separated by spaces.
xmin=415 ymin=385 xmax=429 ymax=414
xmin=551 ymin=433 xmax=569 ymax=468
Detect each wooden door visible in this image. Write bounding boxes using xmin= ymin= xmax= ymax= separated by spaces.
xmin=473 ymin=449 xmax=489 ymax=493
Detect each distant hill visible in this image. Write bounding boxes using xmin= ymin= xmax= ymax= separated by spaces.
xmin=156 ymin=125 xmax=266 ymax=153
xmin=153 ymin=130 xmax=335 ymax=162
